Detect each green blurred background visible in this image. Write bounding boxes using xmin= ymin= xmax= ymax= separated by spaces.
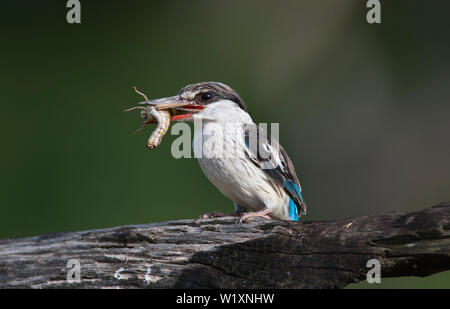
xmin=1 ymin=0 xmax=449 ymax=288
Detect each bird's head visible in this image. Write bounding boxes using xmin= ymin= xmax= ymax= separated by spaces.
xmin=139 ymin=81 xmax=247 ymax=122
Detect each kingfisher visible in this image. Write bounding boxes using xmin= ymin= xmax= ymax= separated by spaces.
xmin=140 ymin=82 xmax=306 ymax=223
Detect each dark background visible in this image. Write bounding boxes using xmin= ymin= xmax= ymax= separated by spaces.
xmin=1 ymin=1 xmax=449 ymax=288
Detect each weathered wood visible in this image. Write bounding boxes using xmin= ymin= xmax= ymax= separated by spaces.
xmin=0 ymin=202 xmax=449 ymax=288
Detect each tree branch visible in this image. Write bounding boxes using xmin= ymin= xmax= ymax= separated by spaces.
xmin=0 ymin=202 xmax=449 ymax=288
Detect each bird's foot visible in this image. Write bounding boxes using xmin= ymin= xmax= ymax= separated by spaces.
xmin=235 ymin=208 xmax=273 ymax=225
xmin=199 ymin=211 xmax=242 ymax=219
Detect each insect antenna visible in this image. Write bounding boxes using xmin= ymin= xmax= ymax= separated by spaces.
xmin=123 ymin=106 xmax=146 ymax=113
xmin=131 ymin=124 xmax=147 ymax=135
xmin=133 ymin=86 xmax=150 ymax=103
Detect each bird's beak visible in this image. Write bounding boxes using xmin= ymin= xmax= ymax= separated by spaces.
xmin=138 ymin=95 xmax=205 ymax=121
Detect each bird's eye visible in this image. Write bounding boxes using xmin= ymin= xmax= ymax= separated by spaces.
xmin=200 ymin=92 xmax=213 ymax=102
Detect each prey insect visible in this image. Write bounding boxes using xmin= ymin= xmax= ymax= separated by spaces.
xmin=146 ymin=108 xmax=171 ymax=149
xmin=124 ymin=87 xmax=172 ymax=149
xmin=125 ymin=86 xmax=204 ymax=149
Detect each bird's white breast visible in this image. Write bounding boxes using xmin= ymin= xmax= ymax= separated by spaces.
xmin=192 ymin=101 xmax=290 ymax=219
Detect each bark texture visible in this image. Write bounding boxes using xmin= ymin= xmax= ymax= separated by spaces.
xmin=0 ymin=202 xmax=449 ymax=288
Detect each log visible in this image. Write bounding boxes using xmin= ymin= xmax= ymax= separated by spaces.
xmin=0 ymin=202 xmax=449 ymax=288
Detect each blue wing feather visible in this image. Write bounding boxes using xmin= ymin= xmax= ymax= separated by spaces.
xmin=243 ymin=124 xmax=307 ymax=219
xmin=288 ymin=197 xmax=299 ymax=221
xmin=284 ymin=180 xmax=304 ymax=205
xmin=285 ymin=180 xmax=305 ymax=221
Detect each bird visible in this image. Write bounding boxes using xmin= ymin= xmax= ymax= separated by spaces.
xmin=142 ymin=81 xmax=306 ymax=223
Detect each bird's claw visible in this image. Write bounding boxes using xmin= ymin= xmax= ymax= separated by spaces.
xmin=235 ymin=211 xmax=272 ymax=227
xmin=235 ymin=216 xmax=244 ymax=225
xmin=235 ymin=213 xmax=251 ymax=227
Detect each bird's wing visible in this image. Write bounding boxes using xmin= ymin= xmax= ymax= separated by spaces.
xmin=242 ymin=123 xmax=307 ymax=218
